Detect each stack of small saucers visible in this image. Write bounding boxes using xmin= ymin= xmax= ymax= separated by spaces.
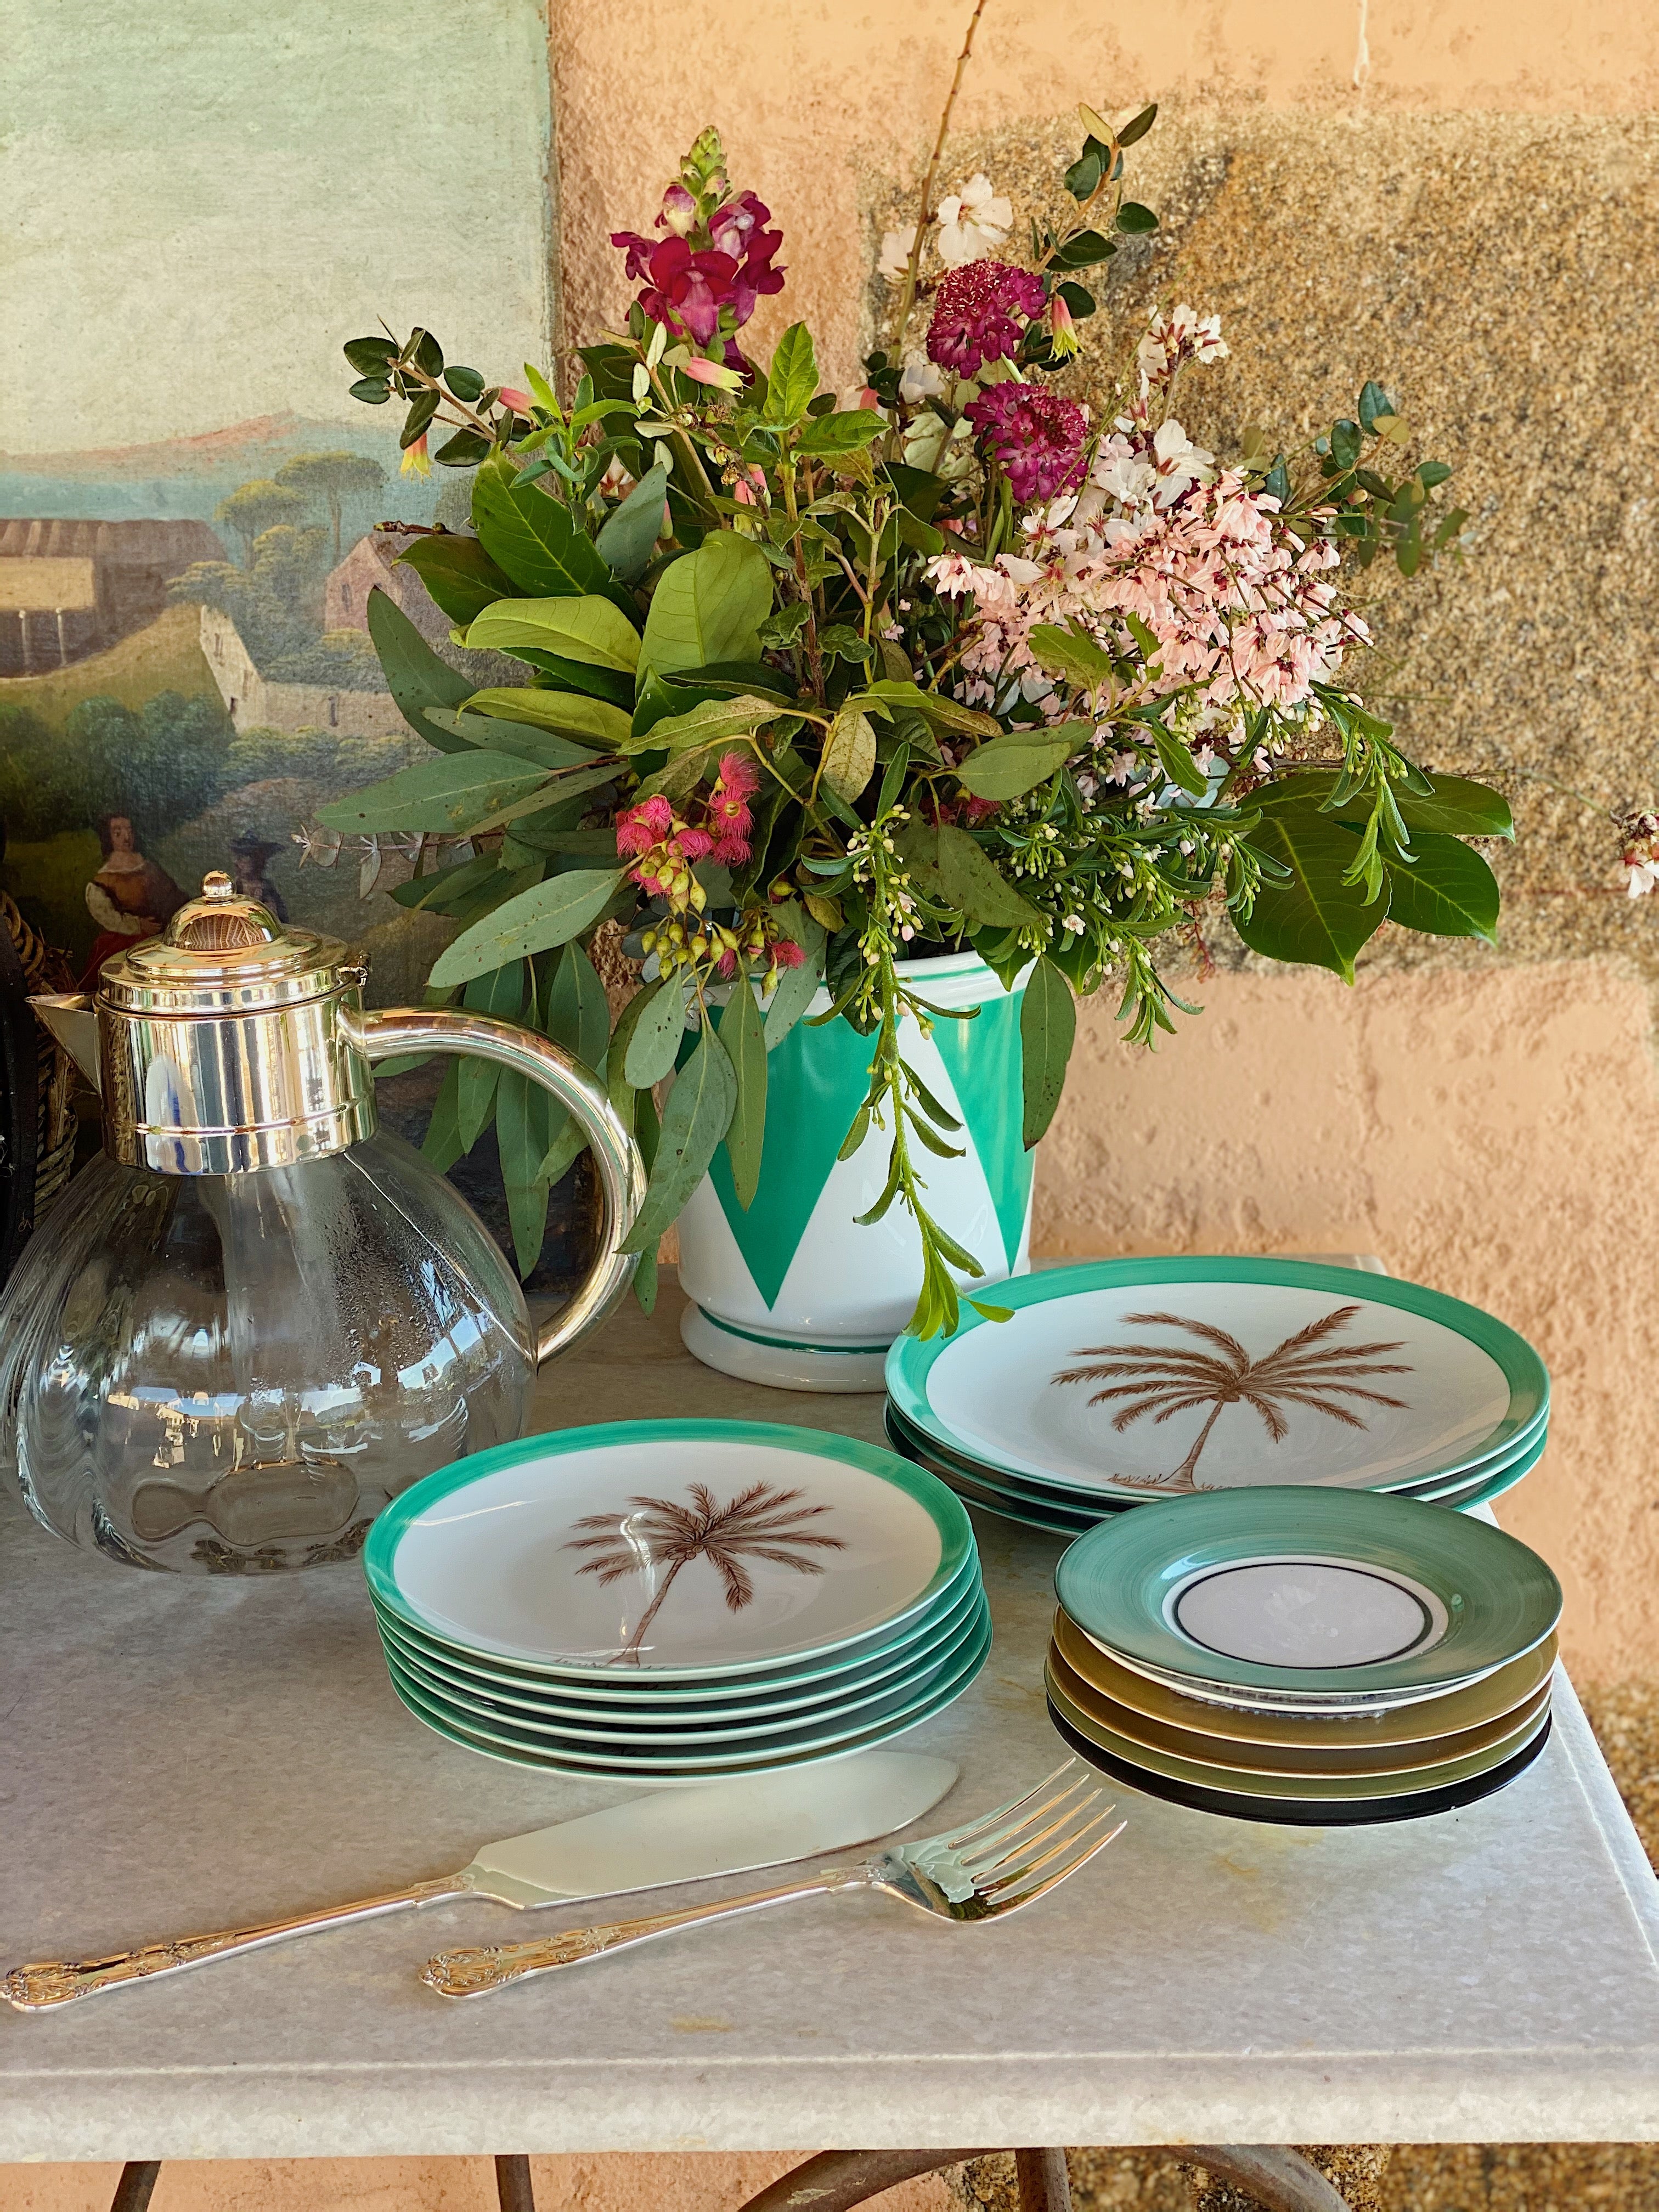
xmin=1043 ymin=1486 xmax=1561 ymax=1824
xmin=363 ymin=1419 xmax=989 ymax=1782
xmin=885 ymin=1257 xmax=1549 ymax=1532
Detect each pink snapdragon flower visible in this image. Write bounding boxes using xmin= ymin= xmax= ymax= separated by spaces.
xmin=926 ymin=261 xmax=1047 ymax=375
xmin=612 ymin=191 xmax=784 ymax=345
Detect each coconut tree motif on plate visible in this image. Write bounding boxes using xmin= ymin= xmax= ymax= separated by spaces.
xmin=1050 ymin=1304 xmax=1413 ymax=1492
xmin=565 ymin=1481 xmax=846 ymax=1664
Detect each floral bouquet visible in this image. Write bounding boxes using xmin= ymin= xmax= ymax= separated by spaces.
xmin=319 ymin=49 xmax=1508 ymax=1339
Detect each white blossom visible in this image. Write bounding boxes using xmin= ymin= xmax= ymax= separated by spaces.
xmin=934 ymin=173 xmax=1013 ymax=266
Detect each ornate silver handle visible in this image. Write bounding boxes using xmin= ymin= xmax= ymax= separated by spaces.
xmin=352 ymin=1008 xmax=646 ymax=1366
xmin=421 ymin=1867 xmax=866 ymax=2000
xmin=4 ymin=1877 xmax=465 ymax=2012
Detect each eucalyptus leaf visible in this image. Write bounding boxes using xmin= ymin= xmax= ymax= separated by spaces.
xmin=619 ymin=1027 xmax=737 ymax=1257
xmin=633 ymin=693 xmax=778 ymax=755
xmin=762 ymin=941 xmax=825 ymax=1048
xmin=428 ymin=867 xmax=625 ymax=989
xmin=465 ymin=594 xmax=642 ymax=672
xmin=954 ymin=727 xmax=1079 ymax=802
xmin=315 ymin=749 xmax=550 ymax=835
xmin=595 ymin=461 xmax=669 ymax=583
xmin=495 ymin=1068 xmax=552 ymax=1278
xmin=458 ymin=961 xmax=524 ymax=1150
xmin=821 ymin=706 xmax=877 ymax=803
xmin=460 ymin=687 xmax=633 ymax=750
xmin=1019 ymin=956 xmax=1075 ymax=1150
xmin=623 ymin=977 xmax=689 ymax=1087
xmin=545 ymin=938 xmax=612 ymax=1069
xmin=424 ymin=707 xmax=594 ymax=771
xmin=421 ymin=1060 xmax=465 ymax=1175
xmin=719 ymin=974 xmax=769 ymax=1209
xmin=364 ymin=588 xmax=474 ymax=751
xmin=936 ymin=825 xmax=1041 ymax=928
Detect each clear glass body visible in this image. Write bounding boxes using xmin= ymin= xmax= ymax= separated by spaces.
xmin=0 ymin=1132 xmax=535 ymax=1573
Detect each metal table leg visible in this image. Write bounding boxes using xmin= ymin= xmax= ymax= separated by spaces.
xmin=109 ymin=2165 xmax=161 ymax=2212
xmin=733 ymin=2146 xmax=1351 ymax=2212
xmin=495 ymin=2154 xmax=537 ymax=2212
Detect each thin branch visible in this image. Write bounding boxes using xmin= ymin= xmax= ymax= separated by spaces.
xmin=889 ymin=0 xmax=994 ymax=361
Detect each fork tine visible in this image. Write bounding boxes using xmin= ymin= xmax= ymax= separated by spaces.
xmin=977 ymin=1807 xmax=1121 ymax=1899
xmin=979 ymin=1815 xmax=1126 ymax=1914
xmin=944 ymin=1774 xmax=1088 ymax=1864
xmin=932 ymin=1759 xmax=1080 ymax=1852
xmin=956 ymin=1785 xmax=1105 ymax=1875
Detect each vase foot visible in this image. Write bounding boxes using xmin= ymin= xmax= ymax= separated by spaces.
xmin=679 ymin=1304 xmax=890 ymax=1393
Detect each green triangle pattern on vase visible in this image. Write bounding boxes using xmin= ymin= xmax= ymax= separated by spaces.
xmin=707 ymin=1011 xmax=876 ymax=1309
xmin=932 ymin=985 xmax=1034 ymax=1272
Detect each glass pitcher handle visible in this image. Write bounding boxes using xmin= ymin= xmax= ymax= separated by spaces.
xmin=348 ymin=1008 xmax=647 ymax=1367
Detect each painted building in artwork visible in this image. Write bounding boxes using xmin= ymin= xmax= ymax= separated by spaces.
xmin=324 ymin=528 xmax=451 ymax=646
xmin=0 ymin=517 xmax=224 ymax=674
xmin=197 ymin=605 xmax=408 ymax=738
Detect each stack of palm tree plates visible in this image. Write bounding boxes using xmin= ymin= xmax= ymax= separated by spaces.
xmin=1044 ymin=1486 xmax=1561 ymax=1824
xmin=884 ymin=1257 xmax=1549 ymax=1533
xmin=363 ymin=1420 xmax=989 ymax=1782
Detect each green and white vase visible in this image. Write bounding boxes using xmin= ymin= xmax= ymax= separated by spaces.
xmin=676 ymin=950 xmax=1034 ymax=1391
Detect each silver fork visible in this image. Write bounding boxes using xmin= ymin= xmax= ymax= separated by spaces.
xmin=420 ymin=1759 xmax=1122 ymax=1999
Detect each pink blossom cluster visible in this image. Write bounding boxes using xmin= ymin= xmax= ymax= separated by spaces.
xmin=616 ymin=753 xmax=765 ymax=903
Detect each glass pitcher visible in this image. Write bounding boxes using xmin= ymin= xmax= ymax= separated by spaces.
xmin=0 ymin=873 xmax=644 ymax=1573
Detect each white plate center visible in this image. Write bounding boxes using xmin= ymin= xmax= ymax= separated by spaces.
xmin=1172 ymin=1559 xmax=1442 ymax=1668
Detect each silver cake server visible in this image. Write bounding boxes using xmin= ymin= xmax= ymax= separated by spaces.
xmin=2 ymin=1750 xmax=958 ymax=2012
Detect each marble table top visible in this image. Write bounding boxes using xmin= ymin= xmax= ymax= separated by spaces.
xmin=3 ymin=1272 xmax=1657 ymax=2161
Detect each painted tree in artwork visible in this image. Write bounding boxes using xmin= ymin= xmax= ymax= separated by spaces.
xmin=215 ymin=479 xmax=307 ymax=567
xmin=1051 ymin=1304 xmax=1413 ymax=1491
xmin=565 ymin=1482 xmax=845 ymax=1664
xmin=276 ymin=452 xmax=388 ymax=561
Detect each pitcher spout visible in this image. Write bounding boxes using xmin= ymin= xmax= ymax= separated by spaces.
xmin=31 ymin=995 xmax=101 ymax=1091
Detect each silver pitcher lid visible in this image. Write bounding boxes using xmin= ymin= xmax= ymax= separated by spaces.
xmin=96 ymin=872 xmax=359 ymax=1017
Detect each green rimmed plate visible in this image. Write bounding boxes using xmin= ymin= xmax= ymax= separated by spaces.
xmin=888 ymin=1257 xmax=1548 ymax=1504
xmin=371 ymin=1568 xmax=986 ymax=1718
xmin=381 ymin=1591 xmax=991 ymax=1750
xmin=382 ymin=1608 xmax=992 ymax=1776
xmin=1053 ymin=1485 xmax=1561 ymax=1705
xmin=365 ymin=1420 xmax=977 ymax=1679
xmin=1050 ymin=1609 xmax=1560 ymax=1750
xmin=1046 ymin=1661 xmax=1552 ymax=1801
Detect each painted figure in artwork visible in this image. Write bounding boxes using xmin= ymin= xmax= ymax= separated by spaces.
xmin=80 ymin=814 xmax=187 ymax=984
xmin=229 ymin=831 xmax=289 ymax=922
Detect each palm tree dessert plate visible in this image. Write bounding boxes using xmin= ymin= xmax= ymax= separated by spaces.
xmin=371 ymin=1570 xmax=986 ymax=1716
xmin=382 ymin=1609 xmax=991 ymax=1776
xmin=1050 ymin=1610 xmax=1559 ymax=1750
xmin=1047 ymin=1699 xmax=1553 ymax=1826
xmin=1045 ymin=1637 xmax=1551 ymax=1778
xmin=365 ymin=1421 xmax=976 ymax=1677
xmin=1053 ymin=1486 xmax=1561 ymax=1703
xmin=380 ymin=1590 xmax=991 ymax=1746
xmin=886 ymin=1258 xmax=1548 ymax=1504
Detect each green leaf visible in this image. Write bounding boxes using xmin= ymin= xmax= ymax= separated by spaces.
xmin=764 ymin=323 xmax=820 ymax=427
xmin=496 ymin=1068 xmax=551 ymax=1278
xmin=954 ymin=727 xmax=1079 ymax=802
xmin=400 ymin=389 xmax=439 ymax=448
xmin=349 ymin=377 xmax=391 ymax=405
xmin=1064 ymin=145 xmax=1104 ymax=200
xmin=821 ymin=705 xmax=877 ymax=803
xmin=445 ymin=365 xmax=485 ymax=402
xmin=639 ymin=534 xmax=773 ymax=682
xmin=1330 ymin=419 xmax=1363 ymax=470
xmin=465 ymin=594 xmax=642 ymax=673
xmin=1381 ymin=831 xmax=1500 ymax=942
xmin=1116 ymin=101 xmax=1158 ymax=146
xmin=457 ymin=961 xmax=524 ymax=1150
xmin=1019 ymin=955 xmax=1076 ymax=1150
xmin=623 ymin=977 xmax=689 ymax=1087
xmin=397 ymin=534 xmax=518 ymax=626
xmin=545 ymin=938 xmax=612 ymax=1069
xmin=619 ymin=1026 xmax=737 ymax=1256
xmin=595 ymin=461 xmax=669 ymax=583
xmin=719 ymin=975 xmax=769 ymax=1209
xmin=1053 ymin=228 xmax=1115 ymax=268
xmin=388 ymin=852 xmax=501 ymax=913
xmin=1027 ymin=623 xmax=1113 ymax=688
xmin=1115 ymin=201 xmax=1159 ymax=234
xmin=471 ymin=452 xmax=612 ymax=597
xmin=936 ymin=824 xmax=1041 ymax=927
xmin=1397 ymin=774 xmax=1514 ymax=839
xmin=796 ymin=409 xmax=885 ymax=458
xmin=421 ymin=706 xmax=594 ymax=771
xmin=631 ymin=693 xmax=778 ymax=756
xmin=344 ymin=336 xmax=398 ymax=376
xmin=1358 ymin=379 xmax=1394 ymax=430
xmin=851 ymin=679 xmax=999 ymax=738
xmin=1152 ymin=726 xmax=1209 ymax=798
xmin=1234 ymin=809 xmax=1388 ymax=981
xmin=421 ymin=1060 xmax=465 ymax=1174
xmin=460 ymin=687 xmax=633 ymax=750
xmin=316 ymin=749 xmax=550 ymax=835
xmin=762 ymin=924 xmax=825 ymax=1048
xmin=433 ymin=430 xmax=491 ymax=468
xmin=364 ymin=587 xmax=474 ymax=751
xmin=428 ymin=868 xmax=625 ymax=989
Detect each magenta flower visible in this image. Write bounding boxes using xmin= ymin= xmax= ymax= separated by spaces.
xmin=613 ymin=192 xmax=785 ymax=346
xmin=926 ymin=261 xmax=1047 ymax=376
xmin=705 ymin=749 xmax=760 ymax=864
xmin=658 ymin=183 xmax=697 ymax=236
xmin=964 ymin=382 xmax=1090 ymax=502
